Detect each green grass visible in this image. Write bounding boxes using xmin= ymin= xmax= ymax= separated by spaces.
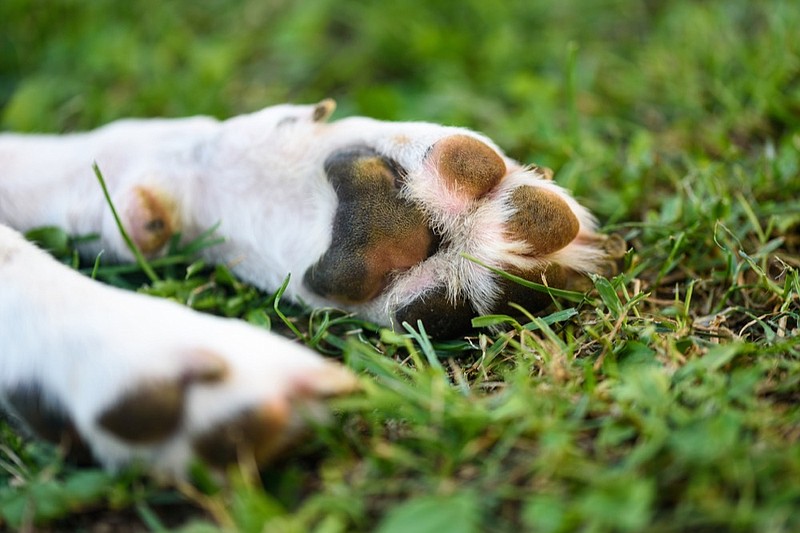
xmin=2 ymin=0 xmax=800 ymax=531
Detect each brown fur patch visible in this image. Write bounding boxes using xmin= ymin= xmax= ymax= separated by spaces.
xmin=127 ymin=186 xmax=177 ymax=255
xmin=192 ymin=404 xmax=288 ymax=467
xmin=7 ymin=382 xmax=94 ymax=464
xmin=433 ymin=135 xmax=506 ymax=198
xmin=97 ymin=350 xmax=228 ymax=444
xmin=507 ymin=187 xmax=580 ymax=256
xmin=304 ymin=148 xmax=436 ymax=304
xmin=98 ymin=380 xmax=185 ymax=444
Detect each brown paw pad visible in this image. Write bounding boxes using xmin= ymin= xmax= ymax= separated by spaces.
xmin=506 ymin=187 xmax=580 ymax=256
xmin=126 ymin=186 xmax=178 ymax=255
xmin=492 ymin=264 xmax=567 ymax=316
xmin=395 ymin=285 xmax=475 ymax=338
xmin=192 ymin=403 xmax=289 ymax=467
xmin=305 ymin=148 xmax=436 ymax=304
xmin=192 ymin=363 xmax=358 ymax=468
xmin=432 ymin=135 xmax=506 ymax=199
xmin=97 ymin=380 xmax=187 ymax=444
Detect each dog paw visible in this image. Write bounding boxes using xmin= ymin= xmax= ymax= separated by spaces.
xmin=7 ymin=311 xmax=357 ymax=476
xmin=304 ymin=127 xmax=611 ymax=337
xmin=6 ymin=313 xmax=357 ymax=476
xmin=90 ymin=324 xmax=357 ymax=475
xmin=0 ymin=227 xmax=357 ymax=476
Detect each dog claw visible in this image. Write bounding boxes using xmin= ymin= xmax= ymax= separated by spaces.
xmin=313 ymin=98 xmax=337 ymax=122
xmin=290 ymin=360 xmax=361 ymax=398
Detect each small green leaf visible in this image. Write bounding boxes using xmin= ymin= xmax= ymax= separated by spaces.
xmin=593 ymin=275 xmax=623 ymax=318
xmin=25 ymin=226 xmax=70 ymax=256
xmin=376 ymin=492 xmax=481 ymax=533
xmin=471 ymin=314 xmax=520 ymax=328
xmin=62 ymin=470 xmax=113 ymax=503
xmin=523 ymin=494 xmax=567 ymax=533
xmin=462 ymin=254 xmax=586 ymax=302
xmin=245 ymin=308 xmax=271 ymax=330
xmin=186 ymin=259 xmax=207 ymax=278
xmin=700 ymin=344 xmax=741 ymax=371
xmin=214 ymin=264 xmax=238 ymax=287
xmin=524 ymin=307 xmax=578 ymax=330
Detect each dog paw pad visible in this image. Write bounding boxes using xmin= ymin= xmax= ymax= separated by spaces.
xmin=192 ymin=362 xmax=358 ymax=467
xmin=97 ymin=379 xmax=187 ymax=444
xmin=506 ymin=187 xmax=580 ymax=256
xmin=432 ymin=135 xmax=506 ymax=199
xmin=395 ymin=286 xmax=475 ymax=338
xmin=307 ymin=148 xmax=435 ymax=304
xmin=6 ymin=381 xmax=94 ymax=463
xmin=493 ymin=264 xmax=566 ymax=315
xmin=192 ymin=404 xmax=288 ymax=466
xmin=126 ymin=186 xmax=178 ymax=255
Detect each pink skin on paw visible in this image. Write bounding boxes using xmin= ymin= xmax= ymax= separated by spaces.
xmin=418 ymin=159 xmax=476 ymax=216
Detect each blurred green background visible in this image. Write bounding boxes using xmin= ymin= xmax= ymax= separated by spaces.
xmin=2 ymin=0 xmax=797 ymax=227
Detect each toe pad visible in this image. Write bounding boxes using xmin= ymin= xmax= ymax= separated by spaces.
xmin=507 ymin=187 xmax=580 ymax=256
xmin=433 ymin=135 xmax=506 ymax=199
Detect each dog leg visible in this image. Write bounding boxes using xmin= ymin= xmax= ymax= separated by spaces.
xmin=1 ymin=104 xmax=615 ymax=336
xmin=0 ymin=223 xmax=357 ymax=476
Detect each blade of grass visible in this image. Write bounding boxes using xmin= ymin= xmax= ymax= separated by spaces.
xmin=90 ymin=250 xmax=104 ymax=280
xmin=93 ymin=163 xmax=159 ymax=283
xmin=461 ymin=253 xmax=586 ymax=303
xmin=402 ymin=320 xmax=444 ymax=372
xmin=272 ymin=274 xmax=306 ymax=342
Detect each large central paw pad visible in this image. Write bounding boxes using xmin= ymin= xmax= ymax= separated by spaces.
xmin=304 ymin=148 xmax=437 ymax=304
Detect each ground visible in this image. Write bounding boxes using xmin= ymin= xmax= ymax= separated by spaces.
xmin=1 ymin=0 xmax=799 ymax=531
